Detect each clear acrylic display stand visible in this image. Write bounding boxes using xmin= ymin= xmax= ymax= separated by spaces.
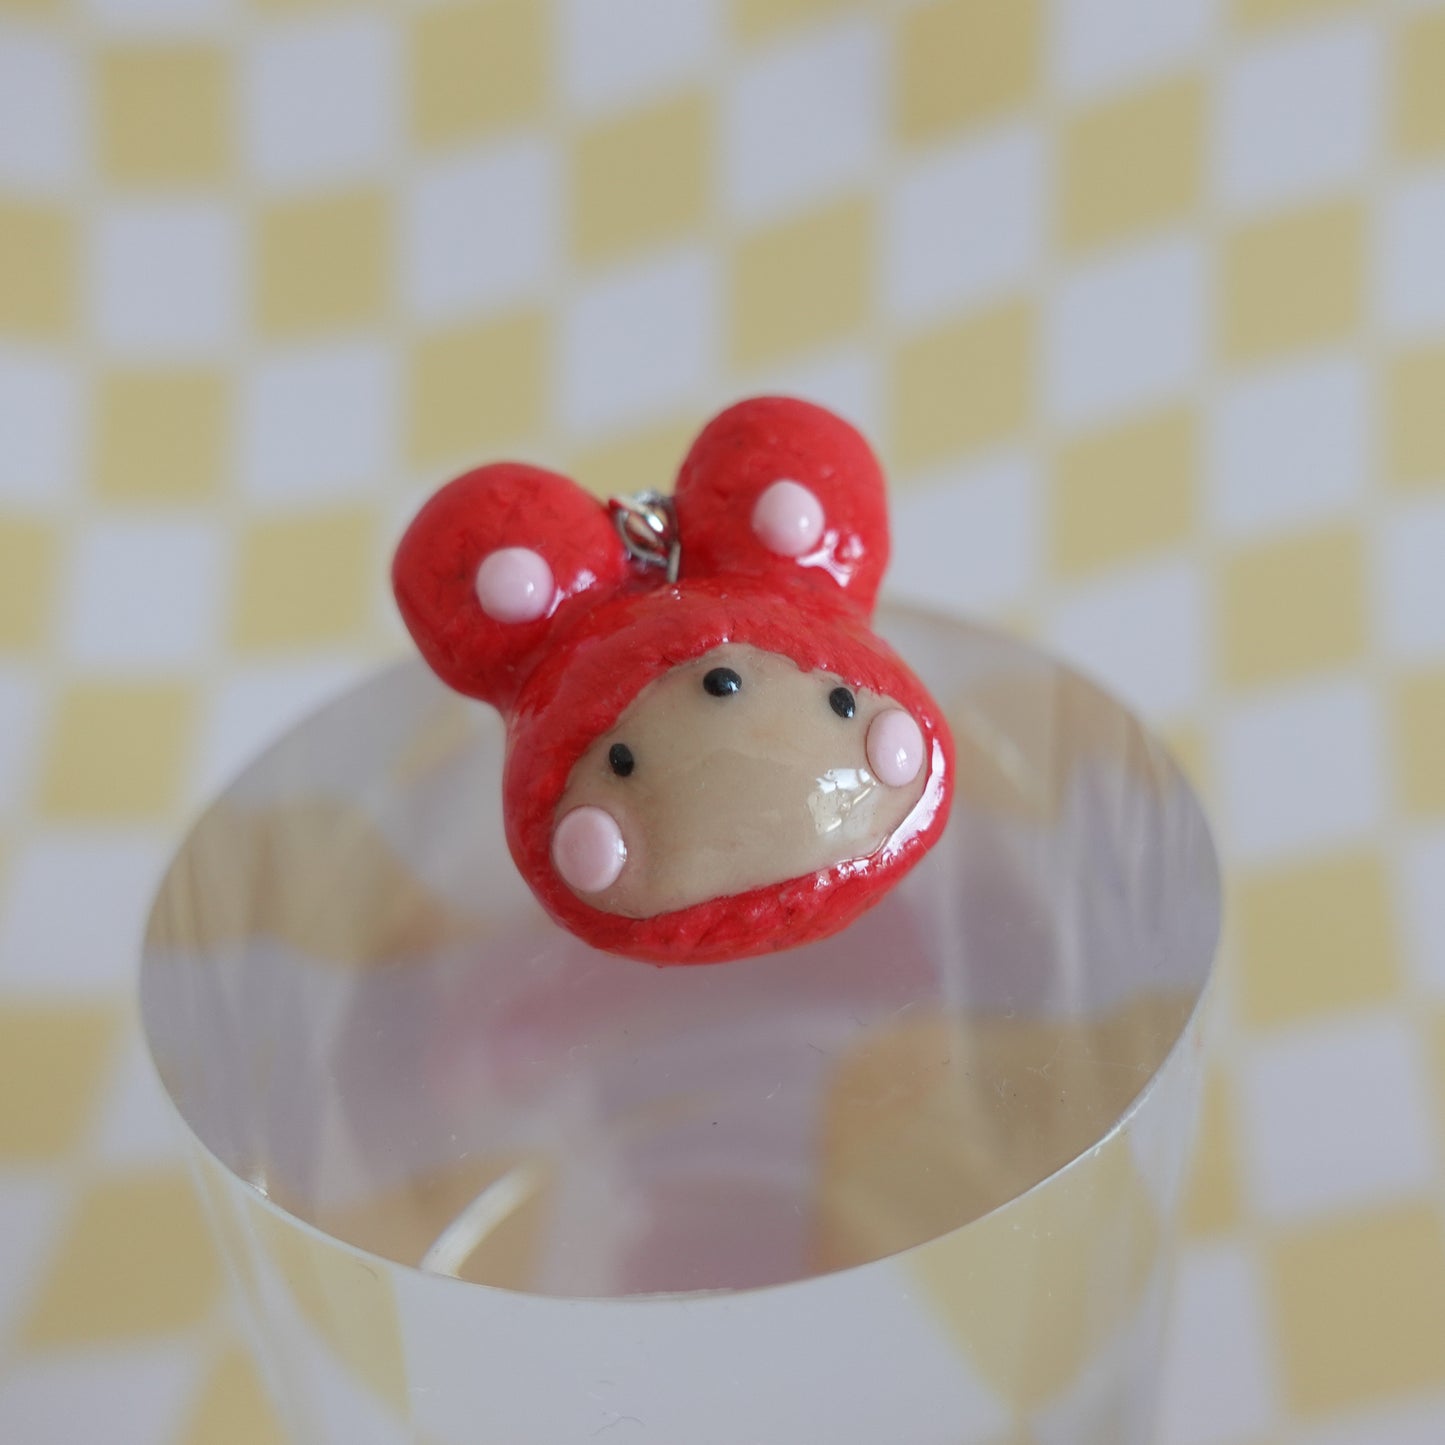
xmin=141 ymin=607 xmax=1219 ymax=1445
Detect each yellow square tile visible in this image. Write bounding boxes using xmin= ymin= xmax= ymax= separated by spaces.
xmin=231 ymin=508 xmax=375 ymax=651
xmin=248 ymin=1198 xmax=408 ymax=1415
xmin=1181 ymin=1069 xmax=1242 ymax=1237
xmin=0 ymin=202 xmax=73 ymax=338
xmin=1220 ymin=525 xmax=1366 ymax=686
xmin=897 ymin=0 xmax=1040 ymax=143
xmin=1396 ymin=669 xmax=1445 ymax=816
xmin=180 ymin=1348 xmax=288 ymax=1445
xmin=729 ymin=197 xmax=872 ymax=368
xmin=22 ymin=1169 xmax=222 ymax=1347
xmin=99 ymin=45 xmax=229 ymax=185
xmin=732 ymin=0 xmax=860 ymax=41
xmin=0 ymin=519 xmax=59 ymax=651
xmin=411 ymin=0 xmax=545 ymax=148
xmin=1397 ymin=10 xmax=1445 ymax=158
xmin=567 ymin=415 xmax=697 ymax=500
xmin=1235 ymin=850 xmax=1400 ymax=1027
xmin=407 ymin=312 xmax=546 ymax=469
xmin=0 ymin=1006 xmax=120 ymax=1161
xmin=1269 ymin=1204 xmax=1445 ymax=1416
xmin=891 ymin=300 xmax=1033 ymax=472
xmin=1232 ymin=0 xmax=1360 ymax=26
xmin=1051 ymin=406 xmax=1196 ymax=576
xmin=41 ymin=682 xmax=195 ymax=820
xmin=1222 ymin=201 xmax=1364 ymax=362
xmin=572 ymin=94 xmax=709 ymax=265
xmin=1386 ymin=345 xmax=1445 ymax=488
xmin=1061 ymin=78 xmax=1203 ymax=252
xmin=257 ymin=191 xmax=388 ymax=336
xmin=94 ymin=368 xmax=228 ymax=502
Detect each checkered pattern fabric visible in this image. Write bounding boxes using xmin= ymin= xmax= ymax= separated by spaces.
xmin=1 ymin=1 xmax=1443 ymax=1441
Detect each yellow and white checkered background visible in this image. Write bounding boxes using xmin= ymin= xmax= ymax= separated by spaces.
xmin=1 ymin=0 xmax=1443 ymax=1440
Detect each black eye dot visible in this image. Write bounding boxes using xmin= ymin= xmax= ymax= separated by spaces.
xmin=608 ymin=742 xmax=635 ymax=777
xmin=829 ymin=686 xmax=856 ymax=720
xmin=703 ymin=667 xmax=742 ymax=697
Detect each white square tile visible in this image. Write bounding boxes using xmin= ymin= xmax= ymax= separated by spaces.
xmin=402 ymin=1247 xmax=1012 ymax=1444
xmin=0 ymin=1346 xmax=201 ymax=1445
xmin=1400 ymin=827 xmax=1445 ymax=997
xmin=1374 ymin=495 xmax=1445 ymax=661
xmin=1052 ymin=0 xmax=1216 ymax=100
xmin=1375 ymin=168 xmax=1445 ymax=339
xmin=1219 ymin=677 xmax=1384 ymax=863
xmin=1158 ymin=1243 xmax=1279 ymax=1445
xmin=887 ymin=451 xmax=1040 ymax=616
xmin=62 ymin=518 xmax=225 ymax=669
xmin=0 ymin=830 xmax=173 ymax=995
xmin=93 ymin=1033 xmax=191 ymax=1168
xmin=91 ymin=202 xmax=242 ymax=359
xmin=80 ymin=0 xmax=233 ymax=29
xmin=561 ymin=249 xmax=718 ymax=435
xmin=745 ymin=348 xmax=882 ymax=443
xmin=243 ymin=13 xmax=396 ymax=191
xmin=0 ymin=1177 xmax=67 ymax=1341
xmin=884 ymin=124 xmax=1045 ymax=326
xmin=1046 ymin=235 xmax=1204 ymax=428
xmin=240 ymin=342 xmax=395 ymax=503
xmin=1216 ymin=20 xmax=1379 ymax=214
xmin=1207 ymin=354 xmax=1367 ymax=539
xmin=0 ymin=25 xmax=82 ymax=195
xmin=0 ymin=667 xmax=42 ymax=818
xmin=402 ymin=140 xmax=560 ymax=324
xmin=198 ymin=658 xmax=371 ymax=801
xmin=560 ymin=0 xmax=720 ymax=116
xmin=1240 ymin=1012 xmax=1438 ymax=1221
xmin=0 ymin=347 xmax=80 ymax=506
xmin=1295 ymin=1396 xmax=1445 ymax=1445
xmin=724 ymin=19 xmax=882 ymax=226
xmin=1047 ymin=557 xmax=1206 ymax=720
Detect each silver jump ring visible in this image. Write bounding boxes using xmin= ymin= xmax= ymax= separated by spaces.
xmin=609 ymin=491 xmax=681 ymax=584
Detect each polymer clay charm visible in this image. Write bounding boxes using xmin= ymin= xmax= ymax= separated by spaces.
xmin=393 ymin=397 xmax=953 ymax=965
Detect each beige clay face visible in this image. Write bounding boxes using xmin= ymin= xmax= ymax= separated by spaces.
xmin=551 ymin=643 xmax=930 ymax=919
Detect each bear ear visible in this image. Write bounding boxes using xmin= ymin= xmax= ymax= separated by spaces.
xmin=393 ymin=463 xmax=629 ymax=711
xmin=671 ymin=396 xmax=890 ymax=615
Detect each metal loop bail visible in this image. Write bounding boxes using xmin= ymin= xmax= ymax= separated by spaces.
xmin=609 ymin=491 xmax=681 ymax=584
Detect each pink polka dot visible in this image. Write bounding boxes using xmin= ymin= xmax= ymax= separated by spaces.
xmin=475 ymin=547 xmax=554 ymax=624
xmin=867 ymin=709 xmax=924 ymax=788
xmin=751 ymin=479 xmax=824 ymax=558
xmin=552 ymin=806 xmax=627 ymax=894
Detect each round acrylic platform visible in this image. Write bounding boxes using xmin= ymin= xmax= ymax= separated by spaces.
xmin=142 ymin=608 xmax=1219 ymax=1445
